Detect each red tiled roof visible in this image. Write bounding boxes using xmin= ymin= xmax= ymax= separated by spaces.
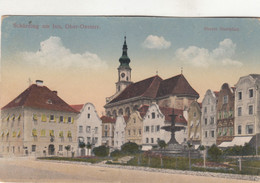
xmin=108 ymin=75 xmax=163 ymax=104
xmin=159 ymin=106 xmax=187 ymax=125
xmin=156 ymin=74 xmax=199 ymax=98
xmin=2 ymin=84 xmax=78 ymax=113
xmin=214 ymin=91 xmax=219 ymax=97
xmin=138 ymin=105 xmax=150 ymax=118
xmin=70 ymin=104 xmax=84 ymax=112
xmin=123 ymin=115 xmax=129 ymax=122
xmin=101 ymin=116 xmax=116 ymax=123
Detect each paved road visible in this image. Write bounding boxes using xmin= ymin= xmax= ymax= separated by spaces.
xmin=0 ymin=157 xmax=256 ymax=183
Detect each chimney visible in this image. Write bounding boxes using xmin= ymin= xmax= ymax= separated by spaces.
xmin=36 ymin=80 xmax=43 ymax=86
xmin=52 ymin=90 xmax=57 ymax=95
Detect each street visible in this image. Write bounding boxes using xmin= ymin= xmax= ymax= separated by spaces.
xmin=0 ymin=157 xmax=256 ymax=183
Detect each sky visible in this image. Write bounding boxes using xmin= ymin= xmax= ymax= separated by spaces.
xmin=1 ymin=16 xmax=260 ymax=114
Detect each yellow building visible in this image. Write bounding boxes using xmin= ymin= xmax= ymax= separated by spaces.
xmin=0 ymin=80 xmax=78 ymax=157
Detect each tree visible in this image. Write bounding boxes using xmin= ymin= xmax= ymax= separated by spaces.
xmin=93 ymin=145 xmax=109 ymax=157
xmin=158 ymin=140 xmax=167 ymax=150
xmin=121 ymin=142 xmax=139 ymax=154
xmin=65 ymin=145 xmax=71 ymax=157
xmin=208 ymin=144 xmax=222 ymax=162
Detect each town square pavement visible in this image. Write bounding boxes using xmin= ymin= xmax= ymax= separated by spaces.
xmin=0 ymin=157 xmax=257 ymax=183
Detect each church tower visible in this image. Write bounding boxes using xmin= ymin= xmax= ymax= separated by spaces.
xmin=116 ymin=36 xmax=132 ymax=92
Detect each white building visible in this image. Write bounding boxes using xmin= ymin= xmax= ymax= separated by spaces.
xmin=71 ymin=103 xmax=102 ymax=156
xmin=113 ymin=115 xmax=127 ymax=150
xmin=142 ymin=104 xmax=187 ymax=151
xmin=227 ymin=74 xmax=260 ymax=147
xmin=201 ymin=89 xmax=218 ymax=147
xmin=0 ymin=80 xmax=78 ymax=157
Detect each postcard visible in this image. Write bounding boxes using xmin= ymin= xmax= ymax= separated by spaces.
xmin=0 ymin=16 xmax=260 ymax=182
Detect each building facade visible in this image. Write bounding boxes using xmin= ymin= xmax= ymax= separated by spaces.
xmin=113 ymin=115 xmax=127 ymax=150
xmin=216 ymin=83 xmax=235 ymax=145
xmin=71 ymin=103 xmax=102 ymax=156
xmin=125 ymin=108 xmax=147 ymax=146
xmin=201 ymin=89 xmax=218 ymax=147
xmin=234 ymin=74 xmax=260 ymax=137
xmin=101 ymin=116 xmax=115 ymax=148
xmin=187 ymin=101 xmax=202 ymax=145
xmin=0 ymin=80 xmax=78 ymax=157
xmin=142 ymin=104 xmax=187 ymax=151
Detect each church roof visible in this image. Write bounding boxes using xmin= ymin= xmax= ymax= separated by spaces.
xmin=101 ymin=116 xmax=116 ymax=123
xmin=2 ymin=84 xmax=78 ymax=113
xmin=156 ymin=74 xmax=199 ymax=98
xmin=107 ymin=74 xmax=199 ymax=105
xmin=108 ymin=75 xmax=163 ymax=104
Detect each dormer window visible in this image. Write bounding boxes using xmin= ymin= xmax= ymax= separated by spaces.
xmin=47 ymin=99 xmax=52 ymax=104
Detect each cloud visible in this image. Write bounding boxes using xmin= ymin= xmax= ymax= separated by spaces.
xmin=175 ymin=39 xmax=242 ymax=68
xmin=142 ymin=35 xmax=171 ymax=49
xmin=17 ymin=36 xmax=107 ymax=70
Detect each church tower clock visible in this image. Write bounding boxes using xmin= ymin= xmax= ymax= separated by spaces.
xmin=116 ymin=36 xmax=132 ymax=92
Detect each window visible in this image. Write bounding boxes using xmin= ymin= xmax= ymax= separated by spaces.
xmin=218 ymin=112 xmax=222 ymax=119
xmin=94 ymin=137 xmax=98 ymax=144
xmin=204 ymin=107 xmax=207 ymax=114
xmin=40 ymin=129 xmax=46 ymax=136
xmin=208 ymin=98 xmax=210 ymax=104
xmin=79 ymin=126 xmax=83 ymax=133
xmin=205 ymin=131 xmax=208 ymax=138
xmin=133 ymin=129 xmax=136 ymax=135
xmin=238 ymin=92 xmax=242 ymax=100
xmin=211 ymin=105 xmax=214 ymax=112
xmin=230 ymin=127 xmax=234 ymax=136
xmin=238 ymin=107 xmax=242 ymax=116
xmin=33 ymin=114 xmax=38 ymax=121
xmin=151 ymin=126 xmax=154 ymax=133
xmin=249 ymin=105 xmax=253 ymax=115
xmin=204 ymin=118 xmax=207 ymax=125
xmin=145 ymin=126 xmax=150 ymax=132
xmin=151 ymin=138 xmax=154 ymax=143
xmin=193 ymin=112 xmax=196 ymax=117
xmin=59 ymin=116 xmax=64 ymax=123
xmin=238 ymin=125 xmax=242 ymax=134
xmin=87 ymin=113 xmax=90 ymax=118
xmin=32 ymin=145 xmax=36 ymax=152
xmin=223 ymin=95 xmax=228 ymax=104
xmin=67 ymin=117 xmax=72 ymax=123
xmin=246 ymin=125 xmax=254 ymax=134
xmin=133 ymin=118 xmax=136 ymax=123
xmin=156 ymin=125 xmax=160 ymax=132
xmin=146 ymin=138 xmax=149 ymax=143
xmin=128 ymin=130 xmax=130 ymax=136
xmin=95 ymin=127 xmax=98 ymax=134
xmin=104 ymin=125 xmax=108 ymax=130
xmin=86 ymin=126 xmax=91 ymax=133
xmin=152 ymin=112 xmax=155 ymax=119
xmin=41 ymin=114 xmax=47 ymax=122
xmin=249 ymin=89 xmax=253 ymax=98
xmin=50 ymin=115 xmax=55 ymax=121
xmin=87 ymin=137 xmax=91 ymax=144
xmin=105 ymin=131 xmax=108 ymax=137
xmin=139 ymin=129 xmax=141 ymax=135
xmin=59 ymin=145 xmax=63 ymax=151
xmin=211 ymin=130 xmax=214 ymax=138
xmin=210 ymin=117 xmax=214 ymax=124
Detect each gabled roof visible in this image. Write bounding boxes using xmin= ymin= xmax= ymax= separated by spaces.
xmin=101 ymin=116 xmax=116 ymax=123
xmin=2 ymin=84 xmax=78 ymax=113
xmin=108 ymin=75 xmax=162 ymax=104
xmin=70 ymin=104 xmax=84 ymax=112
xmin=156 ymin=74 xmax=199 ymax=98
xmin=159 ymin=106 xmax=187 ymax=125
xmin=138 ymin=105 xmax=150 ymax=118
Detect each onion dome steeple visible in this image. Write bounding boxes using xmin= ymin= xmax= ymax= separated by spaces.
xmin=119 ymin=36 xmax=131 ymax=67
